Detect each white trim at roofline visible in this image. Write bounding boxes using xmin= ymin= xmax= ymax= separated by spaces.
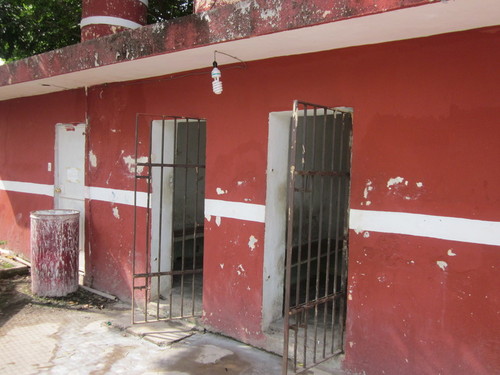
xmin=1 ymin=180 xmax=499 ymax=246
xmin=2 ymin=0 xmax=498 ymax=101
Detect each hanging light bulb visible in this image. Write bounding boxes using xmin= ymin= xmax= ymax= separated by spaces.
xmin=211 ymin=61 xmax=223 ymax=95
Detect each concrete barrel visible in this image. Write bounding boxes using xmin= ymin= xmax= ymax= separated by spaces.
xmin=30 ymin=210 xmax=80 ymax=297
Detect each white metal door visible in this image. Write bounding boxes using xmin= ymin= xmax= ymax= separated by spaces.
xmin=54 ymin=123 xmax=86 ymax=273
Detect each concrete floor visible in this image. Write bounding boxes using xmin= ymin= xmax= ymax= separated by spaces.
xmin=132 ymin=275 xmax=346 ymax=375
xmin=0 ymin=269 xmax=349 ymax=375
xmin=0 ymin=299 xmax=350 ymax=375
xmin=0 ymin=301 xmax=282 ymax=375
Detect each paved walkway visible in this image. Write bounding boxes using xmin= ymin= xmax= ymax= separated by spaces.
xmin=0 ymin=276 xmax=343 ymax=374
xmin=1 ymin=301 xmax=286 ymax=375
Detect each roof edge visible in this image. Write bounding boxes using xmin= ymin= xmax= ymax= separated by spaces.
xmin=0 ymin=0 xmax=435 ymax=87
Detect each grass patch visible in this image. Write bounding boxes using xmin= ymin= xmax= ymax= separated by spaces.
xmin=0 ymin=260 xmax=15 ymax=269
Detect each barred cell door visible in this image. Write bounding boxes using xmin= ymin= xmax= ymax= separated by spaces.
xmin=132 ymin=114 xmax=206 ymax=323
xmin=283 ymin=101 xmax=352 ymax=374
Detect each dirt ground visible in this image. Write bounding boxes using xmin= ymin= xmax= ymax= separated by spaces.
xmin=0 ymin=275 xmax=114 ymax=327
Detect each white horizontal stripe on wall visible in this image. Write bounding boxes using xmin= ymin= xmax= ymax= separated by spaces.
xmin=0 ymin=180 xmax=149 ymax=208
xmin=80 ymin=16 xmax=143 ymax=30
xmin=86 ymin=187 xmax=149 ymax=208
xmin=350 ymin=209 xmax=500 ymax=246
xmin=0 ymin=180 xmax=54 ymax=197
xmin=205 ymin=199 xmax=266 ymax=223
xmin=138 ymin=0 xmax=149 ymax=5
xmin=3 ymin=180 xmax=500 ymax=245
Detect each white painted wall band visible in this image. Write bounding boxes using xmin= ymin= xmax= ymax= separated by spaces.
xmin=86 ymin=186 xmax=149 ymax=208
xmin=2 ymin=180 xmax=500 ymax=246
xmin=350 ymin=209 xmax=500 ymax=247
xmin=0 ymin=180 xmax=148 ymax=208
xmin=0 ymin=180 xmax=54 ymax=197
xmin=80 ymin=16 xmax=143 ymax=30
xmin=138 ymin=0 xmax=149 ymax=6
xmin=205 ymin=199 xmax=266 ymax=223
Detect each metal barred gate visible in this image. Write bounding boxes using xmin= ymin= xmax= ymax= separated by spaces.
xmin=283 ymin=101 xmax=352 ymax=374
xmin=132 ymin=114 xmax=206 ymax=324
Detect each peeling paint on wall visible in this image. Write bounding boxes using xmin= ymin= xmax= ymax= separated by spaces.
xmin=236 ymin=264 xmax=245 ymax=276
xmin=362 ymin=179 xmax=373 ymax=206
xmin=215 ymin=216 xmax=221 ymax=226
xmin=436 ymin=260 xmax=448 ymax=271
xmin=363 ymin=180 xmax=372 ymax=198
xmin=385 ymin=177 xmax=425 ymax=200
xmin=447 ymin=249 xmax=456 ymax=256
xmin=387 ymin=176 xmax=405 ymax=188
xmin=112 ymin=206 xmax=120 ymax=219
xmin=216 ymin=187 xmax=228 ymax=195
xmin=348 ymin=275 xmax=357 ymax=301
xmin=248 ymin=235 xmax=258 ymax=251
xmin=123 ymin=155 xmax=148 ymax=174
xmin=89 ymin=150 xmax=97 ymax=168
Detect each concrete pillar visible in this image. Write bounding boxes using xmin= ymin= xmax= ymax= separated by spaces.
xmin=81 ymin=0 xmax=148 ymax=41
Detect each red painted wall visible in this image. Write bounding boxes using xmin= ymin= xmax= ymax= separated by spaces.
xmin=0 ymin=90 xmax=86 ymax=256
xmin=0 ymin=26 xmax=499 ymax=374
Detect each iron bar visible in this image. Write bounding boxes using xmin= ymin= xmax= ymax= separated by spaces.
xmin=283 ymin=100 xmax=299 ymax=375
xmin=138 ymin=162 xmax=206 ymax=168
xmin=283 ymin=101 xmax=352 ymax=374
xmin=144 ymin=114 xmax=154 ymax=323
xmin=288 ymin=292 xmax=343 ymax=315
xmin=331 ymin=112 xmax=345 ymax=352
xmin=169 ymin=118 xmax=178 ymax=320
xmin=180 ymin=119 xmax=190 ymax=317
xmin=323 ymin=112 xmax=336 ymax=357
xmin=294 ymin=170 xmax=349 ymax=177
xmin=133 ymin=268 xmax=202 ymax=278
xmin=290 ymin=248 xmax=343 ymax=269
xmin=132 ymin=114 xmax=206 ymax=326
xmin=295 ymin=109 xmax=306 ymax=308
xmin=312 ymin=107 xmax=322 ymax=363
xmin=191 ymin=119 xmax=203 ymax=316
xmin=313 ymin=107 xmax=328 ymax=362
xmin=339 ymin=113 xmax=353 ymax=351
xmin=132 ymin=113 xmax=140 ymax=324
xmin=156 ymin=117 xmax=166 ymax=319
